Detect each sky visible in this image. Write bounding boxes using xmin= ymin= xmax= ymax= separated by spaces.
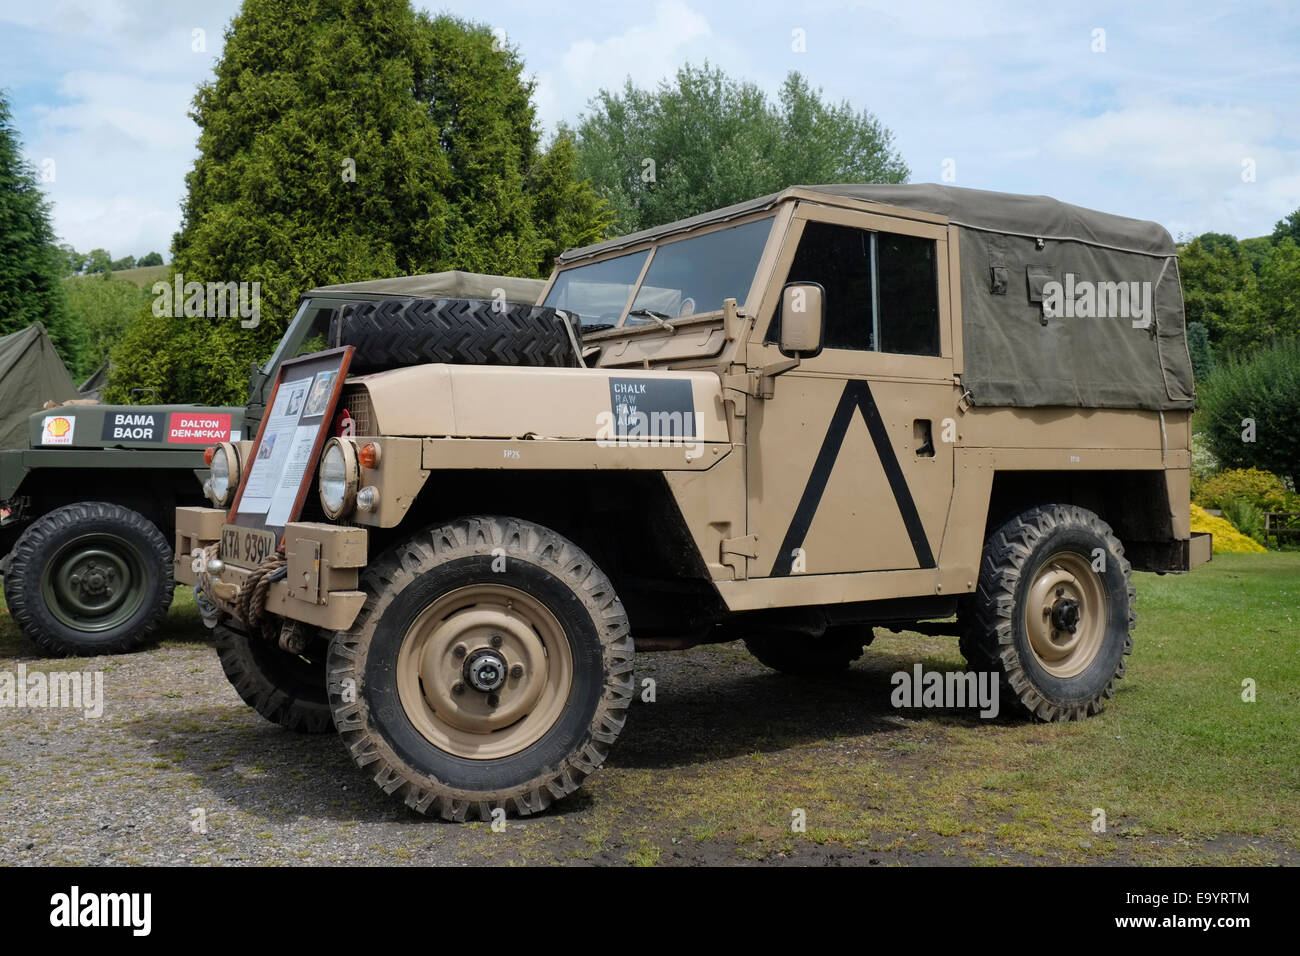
xmin=0 ymin=0 xmax=1297 ymax=258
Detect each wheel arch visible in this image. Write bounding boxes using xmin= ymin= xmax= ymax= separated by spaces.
xmin=380 ymin=469 xmax=727 ymax=636
xmin=983 ymin=470 xmax=1177 ymax=572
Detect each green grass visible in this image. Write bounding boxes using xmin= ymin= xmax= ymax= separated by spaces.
xmin=65 ymin=264 xmax=169 ymax=290
xmin=566 ymin=552 xmax=1300 ymax=864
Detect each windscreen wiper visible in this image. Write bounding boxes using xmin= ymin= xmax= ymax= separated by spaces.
xmin=627 ymin=308 xmax=676 ymax=331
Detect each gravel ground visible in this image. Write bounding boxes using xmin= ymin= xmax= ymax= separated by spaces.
xmin=0 ymin=597 xmax=1294 ymax=867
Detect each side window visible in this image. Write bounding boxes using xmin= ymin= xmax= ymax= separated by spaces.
xmin=767 ymin=220 xmax=941 ymax=357
xmin=877 ymin=233 xmax=940 ymax=356
xmin=768 ymin=221 xmax=874 ymax=351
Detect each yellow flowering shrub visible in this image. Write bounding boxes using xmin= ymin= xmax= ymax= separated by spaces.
xmin=1190 ymin=504 xmax=1266 ymax=554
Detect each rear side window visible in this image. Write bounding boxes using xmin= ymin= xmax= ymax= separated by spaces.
xmin=877 ymin=233 xmax=940 ymax=356
xmin=767 ymin=220 xmax=940 ymax=357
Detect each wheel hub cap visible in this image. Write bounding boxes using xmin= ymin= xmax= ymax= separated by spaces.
xmin=41 ymin=538 xmax=144 ymax=632
xmin=1023 ymin=552 xmax=1108 ymax=679
xmin=464 ymin=648 xmax=508 ymax=693
xmin=396 ymin=584 xmax=573 ymax=760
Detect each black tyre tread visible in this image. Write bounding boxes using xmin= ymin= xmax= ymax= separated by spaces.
xmin=961 ymin=503 xmax=1136 ymax=722
xmin=744 ymin=625 xmax=874 ymax=675
xmin=4 ymin=501 xmax=173 ymax=657
xmin=327 ymin=516 xmax=635 ymax=821
xmin=335 ymin=298 xmax=578 ymax=375
xmin=213 ymin=624 xmax=333 ymax=734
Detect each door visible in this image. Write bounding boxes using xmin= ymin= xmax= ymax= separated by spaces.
xmin=746 ymin=206 xmax=958 ymax=580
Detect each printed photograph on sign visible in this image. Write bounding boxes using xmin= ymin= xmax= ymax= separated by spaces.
xmin=302 ymin=370 xmax=337 ymax=418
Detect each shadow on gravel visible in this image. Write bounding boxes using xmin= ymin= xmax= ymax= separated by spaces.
xmin=124 ymin=705 xmax=396 ymax=824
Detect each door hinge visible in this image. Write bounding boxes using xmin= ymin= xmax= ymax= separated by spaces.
xmin=721 ymin=533 xmax=759 ymax=558
xmin=723 ymin=359 xmax=799 ymax=401
xmin=720 ymin=533 xmax=758 ymax=581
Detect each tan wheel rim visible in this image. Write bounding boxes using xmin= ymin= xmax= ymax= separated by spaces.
xmin=1023 ymin=551 xmax=1108 ymax=679
xmin=396 ymin=584 xmax=573 ymax=760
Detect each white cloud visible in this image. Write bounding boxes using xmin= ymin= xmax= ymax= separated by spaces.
xmin=533 ymin=0 xmax=752 ymax=128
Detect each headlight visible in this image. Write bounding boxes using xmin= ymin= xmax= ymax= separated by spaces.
xmin=209 ymin=442 xmax=240 ymax=507
xmin=318 ymin=438 xmax=358 ymax=519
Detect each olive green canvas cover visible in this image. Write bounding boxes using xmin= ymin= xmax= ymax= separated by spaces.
xmin=560 ymin=184 xmax=1194 ymax=411
xmin=0 ymin=323 xmax=79 ymax=448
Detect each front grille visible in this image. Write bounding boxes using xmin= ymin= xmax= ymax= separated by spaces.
xmin=342 ymin=384 xmax=374 ymax=436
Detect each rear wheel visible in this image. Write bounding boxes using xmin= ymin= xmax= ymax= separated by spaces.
xmin=328 ymin=516 xmax=634 ymax=819
xmin=960 ymin=504 xmax=1135 ymax=721
xmin=4 ymin=502 xmax=173 ymax=656
xmin=744 ymin=625 xmax=874 ymax=676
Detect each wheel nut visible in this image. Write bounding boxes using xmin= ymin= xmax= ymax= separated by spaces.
xmin=452 ymin=643 xmax=467 ymax=659
xmin=451 ymin=681 xmax=465 ymax=695
xmin=510 ymin=664 xmax=524 ymax=679
xmin=490 ymin=634 xmax=503 ymax=648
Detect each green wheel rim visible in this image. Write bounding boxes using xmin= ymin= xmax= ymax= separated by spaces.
xmin=39 ymin=534 xmax=148 ymax=633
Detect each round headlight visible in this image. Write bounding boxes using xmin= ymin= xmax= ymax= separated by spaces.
xmin=319 ymin=438 xmax=358 ymax=518
xmin=209 ymin=442 xmax=240 ymax=507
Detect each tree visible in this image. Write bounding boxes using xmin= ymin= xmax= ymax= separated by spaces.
xmin=529 ymin=133 xmax=613 ymax=267
xmin=1186 ymin=320 xmax=1214 ymax=380
xmin=1257 ymin=237 xmax=1300 ymax=341
xmin=1177 ymin=236 xmax=1263 ymax=353
xmin=109 ymin=254 xmax=136 ymax=271
xmin=571 ymin=64 xmax=910 ymax=234
xmin=137 ymin=252 xmax=164 ymax=267
xmin=0 ymin=89 xmax=80 ymax=367
xmin=63 ymin=274 xmax=151 ymax=380
xmin=58 ymin=243 xmax=87 ymax=276
xmin=1271 ymin=207 xmax=1300 ymax=247
xmin=1197 ymin=339 xmax=1300 ymax=487
xmin=1239 ymin=235 xmax=1274 ymax=276
xmin=84 ymin=248 xmax=112 ymax=274
xmin=109 ymin=1 xmax=606 ymax=405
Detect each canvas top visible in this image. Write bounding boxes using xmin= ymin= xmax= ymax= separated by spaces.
xmin=557 ymin=183 xmax=1176 ymax=262
xmin=306 ymin=270 xmax=546 ymax=304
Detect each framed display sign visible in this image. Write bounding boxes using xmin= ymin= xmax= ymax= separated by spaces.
xmin=223 ymin=346 xmax=353 ymax=565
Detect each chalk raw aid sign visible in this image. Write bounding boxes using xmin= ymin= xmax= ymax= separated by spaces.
xmin=167 ymin=412 xmax=232 ymax=444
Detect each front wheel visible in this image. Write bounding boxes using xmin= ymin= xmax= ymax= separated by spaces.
xmin=327 ymin=516 xmax=634 ymax=820
xmin=4 ymin=502 xmax=173 ymax=656
xmin=960 ymin=504 xmax=1135 ymax=721
xmin=214 ymin=624 xmax=333 ymax=733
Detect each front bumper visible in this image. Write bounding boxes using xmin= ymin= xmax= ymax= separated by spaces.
xmin=174 ymin=506 xmax=369 ymax=632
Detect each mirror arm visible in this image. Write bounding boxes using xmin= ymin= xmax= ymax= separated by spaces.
xmin=726 ymin=356 xmax=800 ymax=400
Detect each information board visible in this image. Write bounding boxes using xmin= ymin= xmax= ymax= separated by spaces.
xmin=225 ymin=347 xmax=353 ymax=558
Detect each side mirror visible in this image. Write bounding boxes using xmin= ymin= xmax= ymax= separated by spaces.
xmin=779 ymin=282 xmax=824 ymax=358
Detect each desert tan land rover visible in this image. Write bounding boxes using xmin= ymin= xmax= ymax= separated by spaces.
xmin=176 ymin=184 xmax=1211 ymax=820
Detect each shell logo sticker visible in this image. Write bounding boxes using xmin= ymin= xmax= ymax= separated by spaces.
xmin=41 ymin=415 xmax=76 ymax=446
